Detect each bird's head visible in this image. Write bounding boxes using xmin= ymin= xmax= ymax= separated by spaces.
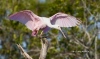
xmin=53 ymin=25 xmax=60 ymax=30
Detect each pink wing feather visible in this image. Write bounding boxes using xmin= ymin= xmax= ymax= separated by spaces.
xmin=9 ymin=10 xmax=40 ymax=30
xmin=50 ymin=12 xmax=80 ymax=27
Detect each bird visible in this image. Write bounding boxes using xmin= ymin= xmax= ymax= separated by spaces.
xmin=9 ymin=10 xmax=80 ymax=38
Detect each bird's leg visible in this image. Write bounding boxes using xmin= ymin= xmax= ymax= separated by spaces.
xmin=31 ymin=29 xmax=39 ymax=37
xmin=40 ymin=31 xmax=43 ymax=36
xmin=59 ymin=27 xmax=67 ymax=38
xmin=35 ymin=28 xmax=40 ymax=37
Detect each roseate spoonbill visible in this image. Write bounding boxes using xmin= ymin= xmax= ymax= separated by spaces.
xmin=9 ymin=10 xmax=80 ymax=38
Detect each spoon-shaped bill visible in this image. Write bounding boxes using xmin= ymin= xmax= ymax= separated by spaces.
xmin=59 ymin=27 xmax=66 ymax=38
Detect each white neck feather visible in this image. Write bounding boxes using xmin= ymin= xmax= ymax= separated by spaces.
xmin=40 ymin=17 xmax=59 ymax=29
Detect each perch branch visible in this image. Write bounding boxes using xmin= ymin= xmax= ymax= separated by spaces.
xmin=39 ymin=31 xmax=49 ymax=59
xmin=39 ymin=38 xmax=49 ymax=59
xmin=16 ymin=31 xmax=49 ymax=59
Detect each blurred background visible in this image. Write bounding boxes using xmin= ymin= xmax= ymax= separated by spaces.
xmin=0 ymin=0 xmax=100 ymax=59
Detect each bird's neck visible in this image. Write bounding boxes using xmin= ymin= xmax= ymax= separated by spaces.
xmin=40 ymin=17 xmax=59 ymax=29
xmin=50 ymin=25 xmax=59 ymax=29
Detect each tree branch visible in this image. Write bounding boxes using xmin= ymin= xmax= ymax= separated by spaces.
xmin=95 ymin=36 xmax=97 ymax=59
xmin=16 ymin=44 xmax=33 ymax=59
xmin=39 ymin=37 xmax=49 ymax=59
xmin=16 ymin=31 xmax=49 ymax=59
xmin=38 ymin=31 xmax=49 ymax=59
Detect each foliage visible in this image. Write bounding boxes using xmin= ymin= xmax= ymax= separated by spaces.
xmin=0 ymin=0 xmax=100 ymax=59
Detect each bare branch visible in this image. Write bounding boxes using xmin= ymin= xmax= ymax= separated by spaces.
xmin=37 ymin=31 xmax=49 ymax=59
xmin=95 ymin=36 xmax=97 ymax=59
xmin=74 ymin=37 xmax=89 ymax=49
xmin=39 ymin=38 xmax=49 ymax=59
xmin=82 ymin=25 xmax=91 ymax=44
xmin=16 ymin=44 xmax=33 ymax=59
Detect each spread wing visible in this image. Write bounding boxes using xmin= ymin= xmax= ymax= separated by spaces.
xmin=50 ymin=12 xmax=81 ymax=27
xmin=9 ymin=10 xmax=40 ymax=30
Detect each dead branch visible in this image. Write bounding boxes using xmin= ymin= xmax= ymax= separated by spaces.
xmin=39 ymin=31 xmax=49 ymax=59
xmin=39 ymin=38 xmax=49 ymax=59
xmin=16 ymin=31 xmax=49 ymax=59
xmin=16 ymin=44 xmax=32 ymax=59
xmin=95 ymin=36 xmax=97 ymax=59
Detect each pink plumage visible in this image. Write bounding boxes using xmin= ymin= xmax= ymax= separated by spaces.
xmin=9 ymin=10 xmax=80 ymax=37
xmin=50 ymin=12 xmax=80 ymax=27
xmin=9 ymin=10 xmax=40 ymax=30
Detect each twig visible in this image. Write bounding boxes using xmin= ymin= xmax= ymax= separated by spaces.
xmin=81 ymin=0 xmax=93 ymax=16
xmin=16 ymin=44 xmax=32 ymax=59
xmin=95 ymin=36 xmax=97 ymax=59
xmin=74 ymin=38 xmax=89 ymax=49
xmin=82 ymin=25 xmax=91 ymax=44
